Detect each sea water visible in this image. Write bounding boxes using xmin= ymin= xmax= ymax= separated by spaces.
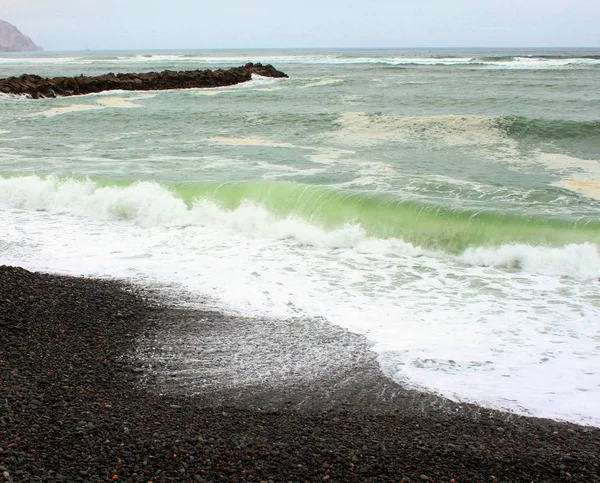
xmin=1 ymin=48 xmax=599 ymax=425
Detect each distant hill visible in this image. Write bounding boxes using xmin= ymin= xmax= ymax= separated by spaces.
xmin=0 ymin=19 xmax=42 ymax=52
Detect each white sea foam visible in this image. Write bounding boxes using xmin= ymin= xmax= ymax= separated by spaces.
xmin=557 ymin=179 xmax=600 ymax=200
xmin=0 ymin=136 xmax=33 ymax=142
xmin=116 ymin=54 xmax=187 ymax=62
xmin=460 ymin=243 xmax=600 ymax=279
xmin=538 ymin=152 xmax=600 ymax=175
xmin=0 ymin=56 xmax=82 ymax=64
xmin=208 ymin=137 xmax=299 ymax=148
xmin=521 ymin=152 xmax=600 ymax=200
xmin=206 ymin=138 xmax=356 ymax=166
xmin=0 ymin=92 xmax=28 ymax=100
xmin=30 ymin=94 xmax=154 ymax=117
xmin=302 ymin=78 xmax=344 ymax=88
xmin=496 ymin=56 xmax=600 ymax=69
xmin=2 ymin=53 xmax=596 ymax=70
xmin=92 ymin=53 xmax=431 ymax=65
xmin=96 ymin=96 xmax=145 ymax=108
xmin=2 ymin=190 xmax=599 ymax=426
xmin=193 ymin=74 xmax=283 ymax=95
xmin=1 ymin=175 xmax=597 ymax=279
xmin=102 ymin=54 xmax=600 ymax=70
xmin=306 ymin=148 xmax=357 ymax=163
xmin=34 ymin=103 xmax=106 ymax=117
xmin=328 ymin=112 xmax=520 ymax=156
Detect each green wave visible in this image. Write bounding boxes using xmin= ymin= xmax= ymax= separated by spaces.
xmin=479 ymin=56 xmax=516 ymax=62
xmin=171 ymin=181 xmax=600 ymax=253
xmin=496 ymin=116 xmax=600 ymax=142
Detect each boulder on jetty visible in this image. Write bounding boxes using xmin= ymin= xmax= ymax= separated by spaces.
xmin=0 ymin=63 xmax=288 ymax=98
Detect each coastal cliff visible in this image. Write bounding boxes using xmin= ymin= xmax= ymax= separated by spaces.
xmin=0 ymin=19 xmax=42 ymax=52
xmin=0 ymin=63 xmax=288 ymax=98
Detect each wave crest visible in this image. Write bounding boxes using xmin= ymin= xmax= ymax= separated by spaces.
xmin=460 ymin=243 xmax=600 ymax=279
xmin=1 ymin=175 xmax=598 ymax=273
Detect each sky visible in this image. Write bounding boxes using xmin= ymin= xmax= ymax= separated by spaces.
xmin=1 ymin=0 xmax=599 ymax=51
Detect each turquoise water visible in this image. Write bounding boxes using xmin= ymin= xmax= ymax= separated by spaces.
xmin=1 ymin=48 xmax=599 ymax=425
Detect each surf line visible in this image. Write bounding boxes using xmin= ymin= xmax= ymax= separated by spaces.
xmin=0 ymin=63 xmax=288 ymax=99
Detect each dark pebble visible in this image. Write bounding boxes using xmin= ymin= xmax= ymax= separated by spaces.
xmin=1 ymin=265 xmax=599 ymax=482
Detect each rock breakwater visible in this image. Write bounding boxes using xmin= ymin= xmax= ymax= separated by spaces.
xmin=0 ymin=62 xmax=287 ymax=98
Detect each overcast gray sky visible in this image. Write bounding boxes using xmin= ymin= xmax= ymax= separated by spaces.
xmin=1 ymin=0 xmax=598 ymax=51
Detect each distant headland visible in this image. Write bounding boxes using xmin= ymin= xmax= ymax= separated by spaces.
xmin=0 ymin=63 xmax=288 ymax=98
xmin=0 ymin=19 xmax=42 ymax=52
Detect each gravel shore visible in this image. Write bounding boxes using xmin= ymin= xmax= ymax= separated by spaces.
xmin=1 ymin=265 xmax=599 ymax=482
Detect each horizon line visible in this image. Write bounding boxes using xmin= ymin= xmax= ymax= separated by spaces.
xmin=5 ymin=45 xmax=600 ymax=54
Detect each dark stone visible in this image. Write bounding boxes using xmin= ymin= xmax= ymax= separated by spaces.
xmin=1 ymin=264 xmax=599 ymax=482
xmin=0 ymin=63 xmax=288 ymax=98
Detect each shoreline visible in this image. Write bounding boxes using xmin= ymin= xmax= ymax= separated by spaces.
xmin=1 ymin=265 xmax=599 ymax=481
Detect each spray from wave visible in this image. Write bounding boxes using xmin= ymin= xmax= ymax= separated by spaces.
xmin=2 ymin=53 xmax=599 ymax=69
xmin=1 ymin=175 xmax=598 ymax=278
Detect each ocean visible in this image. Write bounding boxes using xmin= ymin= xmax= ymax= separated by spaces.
xmin=1 ymin=48 xmax=599 ymax=426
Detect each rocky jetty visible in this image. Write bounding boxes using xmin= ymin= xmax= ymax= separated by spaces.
xmin=0 ymin=19 xmax=42 ymax=52
xmin=0 ymin=63 xmax=288 ymax=98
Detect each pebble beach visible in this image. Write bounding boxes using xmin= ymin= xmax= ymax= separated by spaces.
xmin=1 ymin=265 xmax=599 ymax=482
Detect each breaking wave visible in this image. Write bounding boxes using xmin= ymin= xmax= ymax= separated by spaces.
xmin=1 ymin=175 xmax=598 ymax=279
xmin=1 ymin=53 xmax=598 ymax=70
xmin=497 ymin=116 xmax=600 ymax=142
